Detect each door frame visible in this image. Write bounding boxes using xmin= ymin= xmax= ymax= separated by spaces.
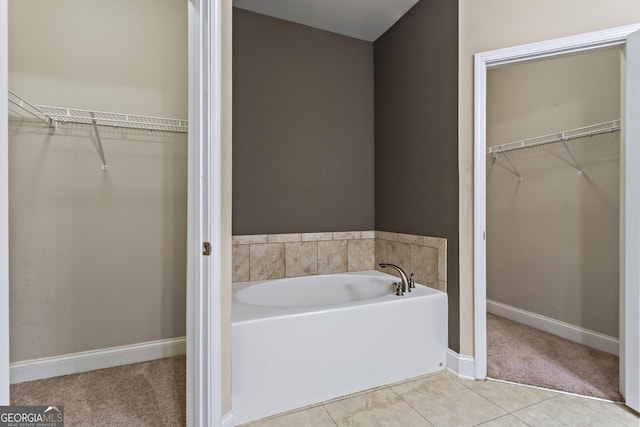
xmin=187 ymin=0 xmax=224 ymax=425
xmin=0 ymin=0 xmax=9 ymax=405
xmin=0 ymin=0 xmax=225 ymax=424
xmin=473 ymin=23 xmax=640 ymax=410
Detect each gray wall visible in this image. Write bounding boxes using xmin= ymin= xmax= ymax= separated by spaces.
xmin=374 ymin=0 xmax=459 ymax=351
xmin=487 ymin=49 xmax=620 ymax=337
xmin=232 ymin=9 xmax=375 ymax=235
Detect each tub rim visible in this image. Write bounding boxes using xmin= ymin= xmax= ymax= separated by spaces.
xmin=232 ymin=270 xmax=447 ymax=324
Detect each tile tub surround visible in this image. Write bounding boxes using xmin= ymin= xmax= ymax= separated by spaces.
xmin=232 ymin=231 xmax=446 ymax=291
xmin=232 ymin=231 xmax=376 ymax=282
xmin=375 ymin=231 xmax=447 ymax=292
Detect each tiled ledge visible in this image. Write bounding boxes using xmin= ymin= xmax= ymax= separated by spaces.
xmin=232 ymin=230 xmax=447 ymax=292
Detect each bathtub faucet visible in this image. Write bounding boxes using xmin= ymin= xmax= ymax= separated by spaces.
xmin=378 ymin=263 xmax=414 ymax=294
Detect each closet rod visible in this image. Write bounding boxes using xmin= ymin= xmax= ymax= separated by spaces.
xmin=487 ymin=120 xmax=620 ymax=155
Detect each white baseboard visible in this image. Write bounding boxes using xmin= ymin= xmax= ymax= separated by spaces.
xmin=221 ymin=411 xmax=234 ymax=427
xmin=446 ymin=348 xmax=475 ymax=379
xmin=487 ymin=300 xmax=619 ymax=356
xmin=10 ymin=336 xmax=186 ymax=384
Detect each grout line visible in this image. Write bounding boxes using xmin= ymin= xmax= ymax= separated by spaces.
xmin=388 ymin=386 xmax=435 ymax=426
xmin=282 ymin=242 xmax=286 ymax=278
xmin=315 ymin=239 xmax=320 ymax=275
xmin=247 ymin=244 xmax=251 ymax=281
xmin=510 ymin=410 xmax=535 ymax=427
xmin=320 ymin=404 xmax=339 ymax=427
xmin=346 ymin=240 xmax=351 ymax=272
xmin=438 ymin=372 xmax=518 ymax=418
xmin=451 ymin=375 xmax=514 ymax=414
xmin=474 ymin=414 xmax=533 ymax=427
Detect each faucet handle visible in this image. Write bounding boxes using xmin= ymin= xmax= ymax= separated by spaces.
xmin=409 ymin=273 xmax=415 ymax=289
xmin=391 ymin=282 xmax=403 ymax=296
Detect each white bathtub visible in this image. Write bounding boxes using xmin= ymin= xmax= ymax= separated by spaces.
xmin=231 ymin=270 xmax=448 ymax=424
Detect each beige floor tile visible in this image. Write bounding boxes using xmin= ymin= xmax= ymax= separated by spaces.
xmin=324 ymin=388 xmax=432 ymax=427
xmin=392 ymin=373 xmax=506 ymax=427
xmin=476 ymin=414 xmax=529 ymax=427
xmin=245 ymin=406 xmax=337 ymax=427
xmin=456 ymin=378 xmax=556 ymax=412
xmin=513 ymin=394 xmax=640 ymax=427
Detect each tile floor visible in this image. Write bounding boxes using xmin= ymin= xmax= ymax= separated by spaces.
xmin=240 ymin=371 xmax=639 ymax=427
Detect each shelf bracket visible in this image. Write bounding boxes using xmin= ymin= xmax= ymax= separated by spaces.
xmin=559 ymin=132 xmax=583 ymax=176
xmin=89 ymin=112 xmax=109 ymax=171
xmin=499 ymin=149 xmax=522 ymax=181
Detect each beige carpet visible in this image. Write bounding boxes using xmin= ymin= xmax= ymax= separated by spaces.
xmin=11 ymin=355 xmax=186 ymax=426
xmin=487 ymin=313 xmax=622 ymax=401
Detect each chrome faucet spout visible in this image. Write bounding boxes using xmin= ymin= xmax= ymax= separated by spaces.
xmin=378 ymin=263 xmax=410 ymax=293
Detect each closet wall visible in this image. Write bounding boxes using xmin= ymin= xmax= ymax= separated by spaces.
xmin=486 ymin=48 xmax=620 ymax=337
xmin=8 ymin=0 xmax=188 ymax=361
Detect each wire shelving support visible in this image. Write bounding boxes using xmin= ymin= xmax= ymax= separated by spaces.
xmin=7 ymin=90 xmax=188 ymax=170
xmin=493 ymin=149 xmax=522 ymax=181
xmin=487 ymin=120 xmax=620 ymax=179
xmin=89 ymin=112 xmax=108 ymax=171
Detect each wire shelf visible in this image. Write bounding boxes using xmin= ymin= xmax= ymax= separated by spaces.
xmin=36 ymin=105 xmax=188 ymax=133
xmin=8 ymin=90 xmax=188 ymax=171
xmin=487 ymin=119 xmax=621 ymax=179
xmin=487 ymin=120 xmax=620 ymax=155
xmin=8 ymin=90 xmax=188 ymax=133
xmin=8 ymin=90 xmax=49 ymax=124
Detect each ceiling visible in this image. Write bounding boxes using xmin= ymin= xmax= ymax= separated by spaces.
xmin=232 ymin=0 xmax=421 ymax=42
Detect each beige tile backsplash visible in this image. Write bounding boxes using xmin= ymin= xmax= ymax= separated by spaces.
xmin=249 ymin=243 xmax=285 ymax=281
xmin=233 ymin=231 xmax=447 ymax=292
xmin=285 ymin=242 xmax=318 ymax=277
xmin=318 ymin=240 xmax=348 ymax=274
xmin=347 ymin=239 xmax=375 ymax=271
xmin=376 ymin=231 xmax=447 ymax=291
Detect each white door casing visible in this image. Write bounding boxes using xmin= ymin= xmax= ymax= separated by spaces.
xmin=187 ymin=0 xmax=224 ymax=426
xmin=0 ymin=0 xmax=9 ymax=405
xmin=473 ymin=24 xmax=640 ymax=412
xmin=620 ymin=29 xmax=640 ymax=412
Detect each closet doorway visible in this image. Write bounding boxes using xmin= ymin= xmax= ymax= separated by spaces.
xmin=473 ymin=24 xmax=640 ymax=413
xmin=485 ymin=48 xmax=621 ymax=400
xmin=0 ymin=0 xmax=224 ymax=424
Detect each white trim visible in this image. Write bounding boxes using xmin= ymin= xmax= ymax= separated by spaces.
xmin=487 ymin=300 xmax=619 ymax=356
xmin=0 ymin=0 xmax=8 ymax=406
xmin=187 ymin=0 xmax=223 ymax=426
xmin=621 ymin=29 xmax=640 ymax=412
xmin=221 ymin=412 xmax=234 ymax=427
xmin=473 ymin=24 xmax=640 ymax=412
xmin=10 ymin=337 xmax=186 ymax=385
xmin=446 ymin=348 xmax=475 ymax=380
xmin=476 ymin=24 xmax=640 ymax=68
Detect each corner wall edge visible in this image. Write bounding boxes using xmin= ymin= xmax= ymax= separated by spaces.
xmin=446 ymin=348 xmax=475 ymax=380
